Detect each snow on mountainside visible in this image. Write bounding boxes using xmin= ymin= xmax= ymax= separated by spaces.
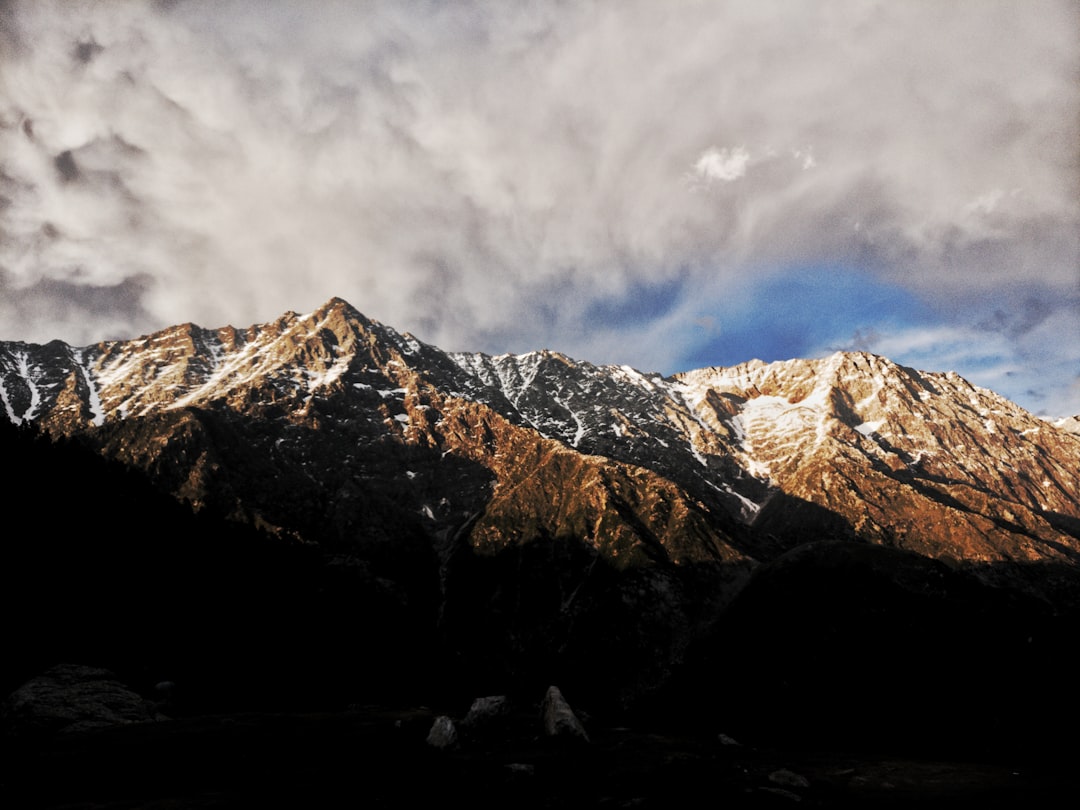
xmin=3 ymin=296 xmax=1080 ymax=597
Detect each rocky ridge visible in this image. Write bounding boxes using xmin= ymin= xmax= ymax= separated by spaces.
xmin=2 ymin=296 xmax=1077 ymax=578
xmin=3 ymin=296 xmax=1080 ymax=716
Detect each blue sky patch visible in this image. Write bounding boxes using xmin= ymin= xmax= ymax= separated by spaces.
xmin=682 ymin=266 xmax=935 ymax=369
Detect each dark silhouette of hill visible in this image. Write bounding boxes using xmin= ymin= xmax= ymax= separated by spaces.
xmin=656 ymin=539 xmax=1080 ymax=759
xmin=0 ymin=418 xmax=437 ymax=713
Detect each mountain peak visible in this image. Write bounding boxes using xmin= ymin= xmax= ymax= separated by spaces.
xmin=308 ymin=296 xmax=370 ymax=326
xmin=7 ymin=303 xmax=1080 ymax=760
xmin=1 ymin=303 xmax=1079 ymax=608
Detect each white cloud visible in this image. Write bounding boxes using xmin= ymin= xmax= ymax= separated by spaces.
xmin=793 ymin=147 xmax=816 ymax=170
xmin=694 ymin=146 xmax=750 ymax=183
xmin=965 ymin=189 xmax=1006 ymax=217
xmin=0 ymin=0 xmax=1076 ymax=413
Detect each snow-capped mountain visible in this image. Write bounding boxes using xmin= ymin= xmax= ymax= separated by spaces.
xmin=5 ymin=296 xmax=1080 ymax=720
xmin=3 ymin=296 xmax=1077 ymax=579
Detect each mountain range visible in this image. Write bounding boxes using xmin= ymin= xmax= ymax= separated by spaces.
xmin=3 ymin=296 xmax=1080 ymax=748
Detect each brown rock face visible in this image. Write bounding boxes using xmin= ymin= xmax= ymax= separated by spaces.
xmin=3 ymin=297 xmax=1080 ymax=713
xmin=676 ymin=352 xmax=1080 ymax=600
xmin=3 ymin=298 xmax=1079 ymax=585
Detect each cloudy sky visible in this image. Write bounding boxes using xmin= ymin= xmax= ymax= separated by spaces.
xmin=1 ymin=1 xmax=1078 ymax=415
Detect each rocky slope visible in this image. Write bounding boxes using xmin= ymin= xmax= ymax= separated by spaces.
xmin=3 ymin=296 xmax=1080 ymax=713
xmin=3 ymin=297 xmax=1077 ymax=567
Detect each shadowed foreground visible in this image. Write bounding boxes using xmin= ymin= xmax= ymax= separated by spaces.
xmin=2 ymin=703 xmax=1072 ymax=809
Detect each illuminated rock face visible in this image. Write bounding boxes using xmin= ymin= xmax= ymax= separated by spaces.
xmin=3 ymin=297 xmax=1080 ymax=711
xmin=3 ymin=297 xmax=1077 ymax=572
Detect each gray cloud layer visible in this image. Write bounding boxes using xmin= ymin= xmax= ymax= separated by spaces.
xmin=1 ymin=1 xmax=1077 ymax=413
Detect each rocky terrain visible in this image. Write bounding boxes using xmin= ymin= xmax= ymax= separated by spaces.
xmin=5 ymin=699 xmax=1074 ymax=808
xmin=3 ymin=297 xmax=1076 ymax=577
xmin=2 ymin=297 xmax=1080 ymax=805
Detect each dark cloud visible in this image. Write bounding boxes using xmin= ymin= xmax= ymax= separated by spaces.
xmin=838 ymin=328 xmax=884 ymax=355
xmin=53 ymin=150 xmax=80 ymax=183
xmin=0 ymin=0 xmax=23 ymax=54
xmin=0 ymin=270 xmax=155 ymax=345
xmin=73 ymin=39 xmax=103 ymax=65
xmin=978 ymin=301 xmax=1052 ymax=339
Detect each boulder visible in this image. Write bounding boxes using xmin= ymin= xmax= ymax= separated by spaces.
xmin=1 ymin=663 xmax=166 ymax=741
xmin=769 ymin=769 xmax=810 ymax=789
xmin=425 ymin=715 xmax=458 ymax=749
xmin=461 ymin=695 xmax=512 ymax=738
xmin=539 ymin=685 xmax=589 ymax=743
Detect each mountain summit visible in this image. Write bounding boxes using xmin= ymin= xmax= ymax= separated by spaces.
xmin=4 ymin=297 xmax=1080 ymax=723
xmin=3 ymin=297 xmax=1077 ymax=573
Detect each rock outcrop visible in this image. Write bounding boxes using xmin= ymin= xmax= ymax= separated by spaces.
xmin=540 ymin=685 xmax=590 ymax=744
xmin=1 ymin=664 xmax=166 ymax=742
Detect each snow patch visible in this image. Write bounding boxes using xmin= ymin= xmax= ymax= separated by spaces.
xmin=616 ymin=364 xmax=659 ymax=392
xmin=73 ymin=350 xmax=105 ymax=426
xmin=907 ymin=449 xmax=932 ymax=467
xmin=205 ymin=335 xmax=226 ymax=371
xmin=0 ymin=375 xmax=17 ymax=424
xmin=305 ymin=356 xmax=351 ymax=392
xmin=168 ymin=334 xmax=277 ymax=409
xmin=687 ymin=439 xmax=708 ymax=467
xmin=554 ymin=394 xmax=587 ymax=447
xmin=854 ymin=386 xmax=883 ymax=412
xmin=14 ymin=352 xmax=41 ymax=422
xmin=704 ymin=478 xmax=762 ymax=523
